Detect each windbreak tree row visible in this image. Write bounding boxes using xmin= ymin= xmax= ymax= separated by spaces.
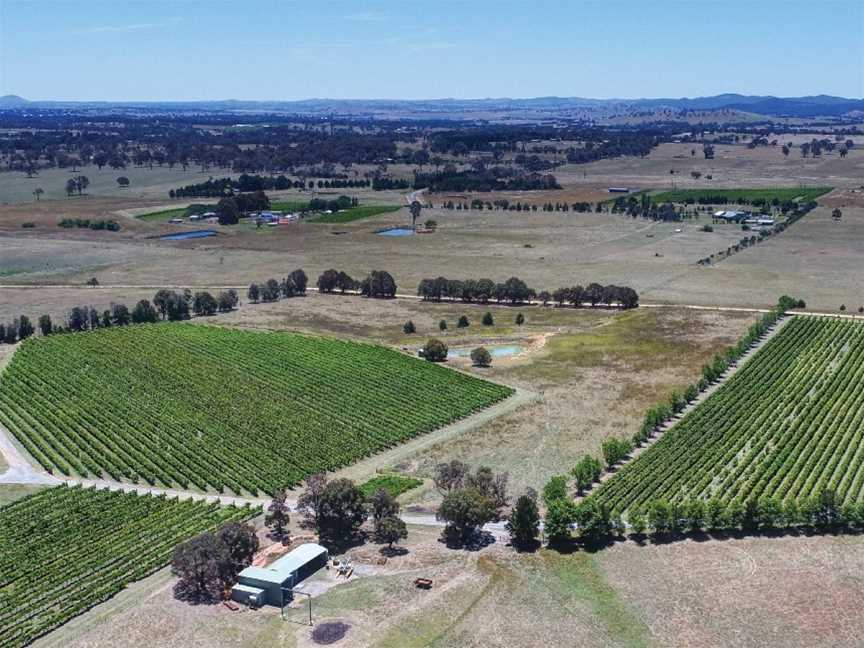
xmin=589 ymin=316 xmax=864 ymax=514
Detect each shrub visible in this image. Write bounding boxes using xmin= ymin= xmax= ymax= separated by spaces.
xmin=470 ymin=346 xmax=492 ymax=367
xmin=457 ymin=315 xmax=470 ymax=328
xmin=482 ymin=312 xmax=494 ymax=326
xmin=403 ymin=320 xmax=416 ymax=334
xmin=421 ymin=338 xmax=448 ymax=362
xmin=506 ymin=492 xmax=540 ymax=550
xmin=542 ymin=475 xmax=568 ymax=507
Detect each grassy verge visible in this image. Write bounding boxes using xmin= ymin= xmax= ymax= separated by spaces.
xmin=649 ymin=186 xmax=832 ymax=205
xmin=308 ymin=205 xmax=401 ymax=224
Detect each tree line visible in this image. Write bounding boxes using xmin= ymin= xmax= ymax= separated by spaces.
xmin=417 ymin=276 xmax=639 ymax=310
xmin=541 ymin=295 xmax=806 ymax=543
xmin=169 ymin=175 xmax=372 ymax=199
xmin=0 ymin=288 xmax=241 ymax=345
xmin=317 ymin=269 xmax=397 ymax=299
xmin=59 ymin=218 xmax=121 ymax=231
xmin=440 ymin=199 xmax=598 ymax=212
xmin=246 ymin=270 xmax=308 ymax=303
xmin=413 ymin=167 xmax=561 ymax=193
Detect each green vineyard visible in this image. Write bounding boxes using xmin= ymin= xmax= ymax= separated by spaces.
xmin=0 ymin=485 xmax=254 ymax=648
xmin=592 ymin=316 xmax=864 ymax=512
xmin=0 ymin=324 xmax=513 ymax=494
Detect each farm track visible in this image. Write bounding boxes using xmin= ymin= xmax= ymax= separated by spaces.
xmin=0 ymin=283 xmax=854 ymax=320
xmin=0 ymin=379 xmax=528 ymax=534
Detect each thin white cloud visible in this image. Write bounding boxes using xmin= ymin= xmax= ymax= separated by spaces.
xmin=78 ymin=17 xmax=182 ymax=34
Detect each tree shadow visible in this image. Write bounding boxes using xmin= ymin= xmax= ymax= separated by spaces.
xmin=321 ymin=531 xmax=368 ymax=555
xmin=439 ymin=529 xmax=496 ymax=551
xmin=509 ymin=538 xmax=542 ymax=553
xmin=172 ymin=581 xmax=223 ymax=606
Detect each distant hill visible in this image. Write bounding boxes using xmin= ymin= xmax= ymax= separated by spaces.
xmin=0 ymin=93 xmax=861 ymax=118
xmin=0 ymin=95 xmax=29 ymax=108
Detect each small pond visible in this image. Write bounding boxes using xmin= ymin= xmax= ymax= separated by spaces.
xmin=448 ymin=344 xmax=525 ymax=359
xmin=160 ymin=230 xmax=218 ymax=241
xmin=376 ymin=227 xmax=415 ymax=237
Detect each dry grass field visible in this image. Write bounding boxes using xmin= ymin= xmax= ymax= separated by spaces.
xmin=0 ymin=166 xmax=241 ymax=204
xmin=4 ymin=132 xmax=864 ymax=648
xmin=30 ymin=519 xmax=864 ymax=648
xmin=2 ymin=140 xmax=861 ymax=311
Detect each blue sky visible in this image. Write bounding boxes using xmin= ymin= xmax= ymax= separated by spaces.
xmin=0 ymin=0 xmax=861 ymax=101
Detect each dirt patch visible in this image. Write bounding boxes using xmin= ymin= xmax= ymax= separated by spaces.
xmin=311 ymin=622 xmax=350 ymax=645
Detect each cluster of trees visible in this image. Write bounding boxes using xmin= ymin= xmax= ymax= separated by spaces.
xmin=247 ymin=269 xmax=308 ymax=303
xmin=433 ymin=460 xmax=512 ymax=546
xmin=58 ymin=218 xmax=121 ymax=231
xmin=288 ymin=473 xmax=407 ymax=551
xmin=317 ymin=269 xmax=397 ymax=299
xmin=426 ymin=125 xmax=659 ymax=165
xmin=414 ymin=167 xmax=560 ymax=193
xmin=546 ymin=284 xmax=640 ymax=309
xmin=308 ymin=195 xmax=357 ymax=212
xmin=0 ymin=316 xmax=35 ymax=345
xmin=798 ymin=137 xmax=852 ymax=158
xmin=0 ymin=288 xmax=241 ymax=346
xmin=213 ymin=193 xmax=269 ymax=225
xmin=1 ymin=113 xmax=410 ymax=176
xmin=418 ymin=276 xmax=534 ymax=305
xmin=172 ymin=522 xmax=259 ymax=602
xmin=64 ymin=175 xmax=89 ymax=196
xmin=416 ymin=276 xmax=638 ymax=310
xmin=610 ymin=195 xmax=697 ymax=222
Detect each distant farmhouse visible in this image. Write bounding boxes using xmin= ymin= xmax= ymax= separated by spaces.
xmin=713 ymin=210 xmax=775 ymax=228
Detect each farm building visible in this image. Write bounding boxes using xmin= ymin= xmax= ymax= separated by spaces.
xmin=713 ymin=210 xmax=750 ymax=223
xmin=230 ymin=543 xmax=329 ymax=608
xmin=744 ymin=217 xmax=775 ymax=226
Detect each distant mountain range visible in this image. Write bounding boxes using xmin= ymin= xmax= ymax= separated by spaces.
xmin=1 ymin=93 xmax=862 ymax=118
